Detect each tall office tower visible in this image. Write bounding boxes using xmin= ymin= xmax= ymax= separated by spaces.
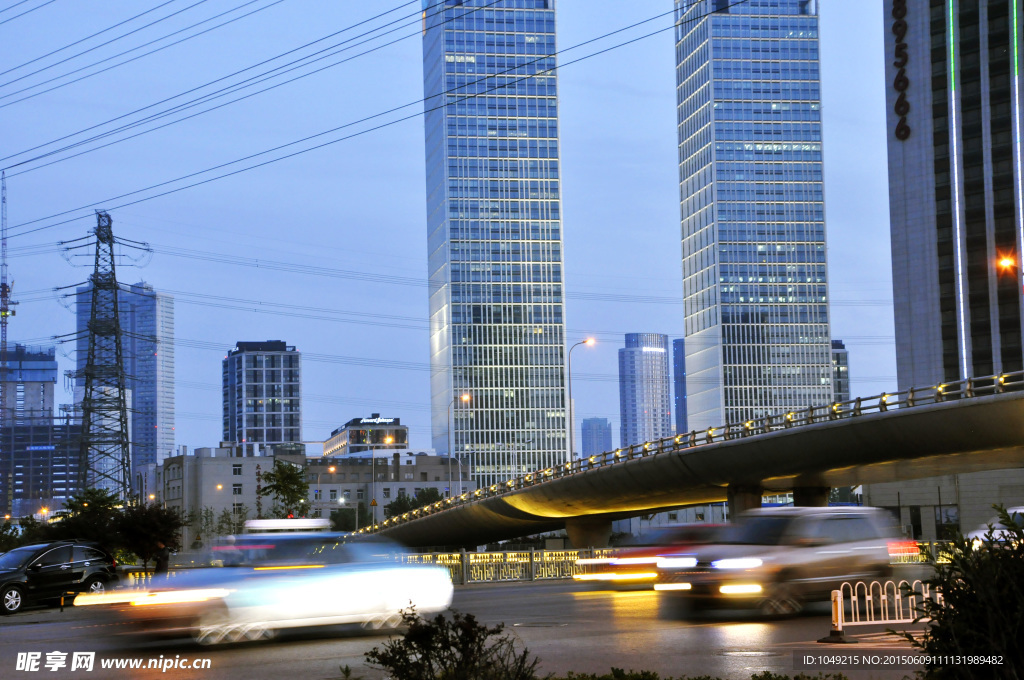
xmin=76 ymin=281 xmax=174 ymax=475
xmin=672 ymin=338 xmax=688 ymax=434
xmin=580 ymin=417 xmax=612 ymax=458
xmin=831 ymin=339 xmax=850 ymax=403
xmin=886 ymin=0 xmax=1022 ymax=387
xmin=1 ymin=344 xmax=57 ymax=425
xmin=618 ymin=334 xmax=673 ymax=448
xmin=422 ymin=0 xmax=569 ymax=487
xmin=222 ymin=341 xmax=302 ymax=455
xmin=674 ymin=0 xmax=833 ymax=432
xmin=870 ymin=0 xmax=1024 ymax=538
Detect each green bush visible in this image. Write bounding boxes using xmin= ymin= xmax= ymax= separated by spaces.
xmin=365 ymin=608 xmax=541 ymax=680
xmin=899 ymin=505 xmax=1024 ymax=678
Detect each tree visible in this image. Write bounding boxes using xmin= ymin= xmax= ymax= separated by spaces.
xmin=48 ymin=488 xmax=122 ymax=548
xmin=385 ymin=488 xmax=443 ymax=519
xmin=257 ymin=460 xmax=309 ymax=517
xmin=117 ymin=502 xmax=185 ymax=567
xmin=0 ymin=519 xmax=19 ymax=553
xmin=185 ymin=506 xmax=216 ymax=549
xmin=214 ymin=506 xmax=250 ymax=536
xmin=330 ymin=502 xmax=370 ymax=532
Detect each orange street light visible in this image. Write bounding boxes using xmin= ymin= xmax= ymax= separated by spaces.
xmin=568 ymin=338 xmax=597 ymax=459
xmin=447 ymin=393 xmax=472 ymax=496
xmin=998 ymin=255 xmax=1016 ymax=271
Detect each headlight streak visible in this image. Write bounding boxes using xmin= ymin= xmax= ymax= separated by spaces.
xmin=655 ymin=556 xmax=697 ymax=569
xmin=711 ymin=558 xmax=762 ymax=569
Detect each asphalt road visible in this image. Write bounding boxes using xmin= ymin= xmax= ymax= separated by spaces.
xmin=0 ymin=579 xmax=928 ymax=680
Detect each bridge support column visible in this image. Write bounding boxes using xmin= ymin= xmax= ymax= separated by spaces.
xmin=727 ymin=484 xmax=762 ymax=520
xmin=565 ymin=517 xmax=613 ymax=548
xmin=793 ymin=486 xmax=830 ymax=507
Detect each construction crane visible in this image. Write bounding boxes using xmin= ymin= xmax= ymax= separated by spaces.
xmin=0 ymin=171 xmax=17 ymax=427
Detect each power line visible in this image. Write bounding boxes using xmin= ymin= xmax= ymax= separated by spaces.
xmin=0 ymin=0 xmax=282 ymax=105
xmin=0 ymin=0 xmax=55 ymax=26
xmin=0 ymin=0 xmax=39 ymax=15
xmin=7 ymin=1 xmax=714 ymax=237
xmin=0 ymin=0 xmax=181 ymax=77
xmin=0 ymin=0 xmax=215 ymax=88
xmin=0 ymin=0 xmax=425 ymax=161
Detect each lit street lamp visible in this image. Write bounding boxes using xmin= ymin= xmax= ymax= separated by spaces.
xmin=313 ymin=465 xmax=336 ymax=518
xmin=567 ymin=338 xmax=596 ymax=460
xmin=447 ymin=393 xmax=471 ymax=497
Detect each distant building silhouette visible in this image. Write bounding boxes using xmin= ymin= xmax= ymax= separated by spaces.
xmin=581 ymin=418 xmax=612 ymax=458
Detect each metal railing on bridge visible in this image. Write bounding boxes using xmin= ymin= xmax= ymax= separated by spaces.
xmin=367 ymin=372 xmax=1024 ymax=534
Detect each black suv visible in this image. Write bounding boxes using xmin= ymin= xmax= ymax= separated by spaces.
xmin=0 ymin=540 xmax=118 ymax=614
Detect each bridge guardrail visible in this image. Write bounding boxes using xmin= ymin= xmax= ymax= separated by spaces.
xmin=400 ymin=548 xmax=615 ymax=585
xmin=367 ymin=371 xmax=1024 ymax=535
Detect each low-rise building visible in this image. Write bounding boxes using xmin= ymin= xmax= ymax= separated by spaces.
xmin=324 ymin=414 xmax=409 ymax=456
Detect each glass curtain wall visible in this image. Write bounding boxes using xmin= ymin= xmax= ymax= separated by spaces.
xmin=422 ymin=0 xmax=568 ymax=488
xmin=675 ymin=0 xmax=833 ymax=431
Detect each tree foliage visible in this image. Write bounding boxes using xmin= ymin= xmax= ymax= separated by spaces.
xmin=384 ymin=487 xmax=443 ymax=519
xmin=365 ymin=608 xmax=541 ymax=680
xmin=330 ymin=502 xmax=370 ymax=532
xmin=0 ymin=519 xmax=19 ymax=553
xmin=118 ymin=502 xmax=186 ymax=566
xmin=900 ymin=505 xmax=1024 ymax=678
xmin=258 ymin=460 xmax=309 ymax=517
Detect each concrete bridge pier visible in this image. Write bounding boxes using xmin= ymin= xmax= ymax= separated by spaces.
xmin=565 ymin=517 xmax=613 ymax=548
xmin=792 ymin=486 xmax=830 ymax=507
xmin=727 ymin=484 xmax=763 ymax=519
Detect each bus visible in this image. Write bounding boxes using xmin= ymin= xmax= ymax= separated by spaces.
xmin=242 ymin=518 xmax=332 ymax=534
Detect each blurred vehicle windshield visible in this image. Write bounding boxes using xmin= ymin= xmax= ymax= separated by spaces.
xmin=210 ymin=535 xmax=404 ymax=568
xmin=0 ymin=546 xmax=36 ymax=570
xmin=619 ymin=525 xmax=723 ymax=548
xmin=719 ymin=517 xmax=794 ymax=545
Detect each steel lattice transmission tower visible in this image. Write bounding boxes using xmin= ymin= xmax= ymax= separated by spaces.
xmin=77 ymin=211 xmax=132 ymax=498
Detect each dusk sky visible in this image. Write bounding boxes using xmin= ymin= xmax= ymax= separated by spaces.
xmin=2 ymin=0 xmax=893 ymax=452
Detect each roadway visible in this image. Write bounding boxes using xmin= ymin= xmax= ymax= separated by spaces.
xmin=0 ymin=579 xmax=927 ymax=680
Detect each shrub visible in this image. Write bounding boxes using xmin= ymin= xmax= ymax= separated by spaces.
xmin=899 ymin=505 xmax=1024 ymax=678
xmin=365 ymin=608 xmax=541 ymax=680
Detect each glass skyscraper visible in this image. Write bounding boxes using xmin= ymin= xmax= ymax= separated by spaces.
xmin=422 ymin=0 xmax=568 ymax=488
xmin=674 ymin=0 xmax=833 ymax=432
xmin=618 ymin=333 xmax=673 ymax=448
xmin=76 ymin=281 xmax=174 ymax=475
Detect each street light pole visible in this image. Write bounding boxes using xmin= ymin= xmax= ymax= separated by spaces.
xmin=313 ymin=466 xmax=335 ymax=518
xmin=447 ymin=393 xmax=470 ymax=497
xmin=567 ymin=338 xmax=596 ymax=461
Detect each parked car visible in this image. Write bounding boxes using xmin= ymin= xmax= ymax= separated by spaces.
xmin=654 ymin=506 xmax=899 ymax=615
xmin=966 ymin=506 xmax=1024 ymax=546
xmin=76 ymin=532 xmax=453 ymax=645
xmin=0 ymin=540 xmax=118 ymax=614
xmin=574 ymin=524 xmax=727 ymax=589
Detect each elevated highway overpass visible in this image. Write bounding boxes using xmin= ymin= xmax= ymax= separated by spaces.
xmin=371 ymin=374 xmax=1024 ymax=547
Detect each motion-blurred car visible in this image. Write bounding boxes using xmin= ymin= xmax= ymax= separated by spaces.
xmin=1 ymin=540 xmax=118 ymax=614
xmin=574 ymin=524 xmax=726 ymax=588
xmin=966 ymin=506 xmax=1024 ymax=546
xmin=654 ymin=507 xmax=899 ymax=615
xmin=76 ymin=532 xmax=452 ymax=645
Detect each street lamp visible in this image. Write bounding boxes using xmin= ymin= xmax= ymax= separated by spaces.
xmin=313 ymin=465 xmax=336 ymax=518
xmin=567 ymin=338 xmax=596 ymax=460
xmin=447 ymin=393 xmax=471 ymax=497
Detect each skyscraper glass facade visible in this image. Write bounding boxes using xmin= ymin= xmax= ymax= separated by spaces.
xmin=672 ymin=337 xmax=688 ymax=434
xmin=422 ymin=0 xmax=568 ymax=487
xmin=618 ymin=333 xmax=672 ymax=448
xmin=76 ymin=281 xmax=174 ymax=475
xmin=675 ymin=0 xmax=832 ymax=432
xmin=580 ymin=417 xmax=612 ymax=458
